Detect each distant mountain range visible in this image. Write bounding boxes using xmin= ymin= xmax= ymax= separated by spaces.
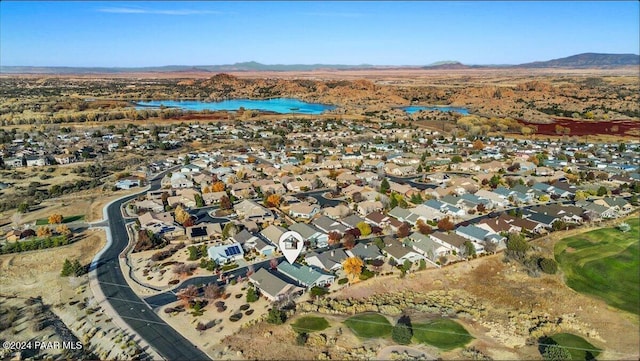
xmin=1 ymin=53 xmax=638 ymax=74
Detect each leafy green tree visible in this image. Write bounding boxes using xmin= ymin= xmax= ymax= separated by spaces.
xmin=222 ymin=222 xmax=237 ymax=240
xmin=356 ymin=222 xmax=372 ymax=237
xmin=451 ymin=155 xmax=463 ymax=163
xmin=463 ymin=241 xmax=476 ymax=257
xmin=506 ymin=233 xmax=529 ymax=261
xmin=597 ymin=186 xmax=607 ymax=197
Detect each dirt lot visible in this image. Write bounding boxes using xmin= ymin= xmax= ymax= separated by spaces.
xmin=0 ymin=230 xmax=150 ymax=360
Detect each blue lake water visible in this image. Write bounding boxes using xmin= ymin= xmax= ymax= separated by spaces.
xmin=402 ymin=106 xmax=469 ymax=115
xmin=135 ymin=98 xmax=336 ymax=115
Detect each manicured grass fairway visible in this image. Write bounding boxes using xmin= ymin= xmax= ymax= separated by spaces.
xmin=549 ymin=333 xmax=601 ymax=360
xmin=344 ymin=313 xmax=392 ymax=338
xmin=412 ymin=319 xmax=473 ymax=350
xmin=291 ymin=316 xmax=330 ymax=333
xmin=554 ymin=217 xmax=639 ymax=314
xmin=35 ymin=214 xmax=85 ymax=225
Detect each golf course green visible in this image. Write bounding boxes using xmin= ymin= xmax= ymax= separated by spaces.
xmin=291 ymin=316 xmax=330 ymax=333
xmin=344 ymin=313 xmax=392 ymax=338
xmin=412 ymin=318 xmax=473 ymax=350
xmin=554 ymin=216 xmax=639 ymax=314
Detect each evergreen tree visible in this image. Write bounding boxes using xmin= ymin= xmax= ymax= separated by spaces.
xmin=60 ymin=259 xmax=73 ymax=277
xmin=380 ymin=178 xmax=390 ymax=193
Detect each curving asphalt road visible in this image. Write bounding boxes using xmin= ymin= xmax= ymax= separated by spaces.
xmin=95 ymin=168 xmax=211 ymax=361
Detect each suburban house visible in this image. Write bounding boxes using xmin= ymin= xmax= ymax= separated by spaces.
xmin=500 ymin=214 xmax=546 ymax=234
xmin=382 ymin=241 xmax=426 ymax=264
xmin=523 ymin=211 xmax=558 ymax=229
xmin=356 ymin=200 xmax=384 ymax=216
xmin=276 ymin=262 xmax=335 ymax=289
xmin=249 ymin=268 xmax=304 ymax=302
xmin=305 ymin=249 xmax=349 ymax=271
xmin=207 ymin=242 xmax=244 ymax=264
xmin=25 ymin=156 xmax=46 ymax=167
xmin=234 ymin=200 xmax=274 ymax=224
xmin=115 ymin=178 xmax=141 ymax=190
xmin=186 ymin=223 xmax=222 ymax=242
xmin=260 ymin=225 xmax=287 ymax=246
xmin=429 ymin=231 xmax=468 ymax=256
xmin=474 ymin=189 xmax=509 ymax=208
xmin=311 ymin=215 xmax=348 ymax=235
xmin=340 ymin=214 xmax=367 ymax=229
xmin=133 ymin=199 xmax=164 ymax=213
xmin=230 ymin=182 xmax=255 ymax=199
xmin=202 ymin=191 xmax=227 ymax=205
xmin=476 ymin=217 xmax=520 ymax=234
xmin=288 ymin=202 xmax=320 ymax=220
xmin=138 ymin=212 xmax=184 ymax=237
xmin=346 ymin=243 xmax=383 ymax=261
xmin=408 ymin=232 xmax=449 ymax=262
xmin=365 ymin=211 xmax=391 ymax=229
xmin=170 ymin=173 xmax=194 ymax=189
xmin=289 ymin=222 xmax=329 ymax=249
xmin=455 ymin=225 xmax=505 ymax=252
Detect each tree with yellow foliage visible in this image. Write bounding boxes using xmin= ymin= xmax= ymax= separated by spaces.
xmin=211 ymin=181 xmax=225 ymax=192
xmin=174 ymin=205 xmax=191 ymax=224
xmin=472 ymin=139 xmax=484 ymax=150
xmin=37 ymin=226 xmax=52 ymax=238
xmin=265 ymin=194 xmax=282 ymax=208
xmin=342 ymin=256 xmax=364 ymax=283
xmin=56 ymin=224 xmax=71 ymax=235
xmin=48 ymin=214 xmax=63 ymax=224
xmin=202 ymin=185 xmax=211 ymax=194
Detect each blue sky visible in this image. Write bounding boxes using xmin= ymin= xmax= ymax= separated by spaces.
xmin=1 ymin=1 xmax=638 ymax=67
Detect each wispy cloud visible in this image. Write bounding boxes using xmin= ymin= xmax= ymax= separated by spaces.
xmin=300 ymin=12 xmax=368 ymax=18
xmin=97 ymin=7 xmax=224 ymax=16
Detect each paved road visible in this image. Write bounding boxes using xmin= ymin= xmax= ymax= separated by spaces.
xmin=95 ymin=168 xmax=211 ymax=361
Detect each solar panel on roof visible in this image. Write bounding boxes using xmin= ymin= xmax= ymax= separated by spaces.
xmin=225 ymin=245 xmax=241 ymax=257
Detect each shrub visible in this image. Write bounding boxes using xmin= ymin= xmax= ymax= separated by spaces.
xmin=246 ymin=287 xmax=259 ymax=302
xmin=267 ymin=308 xmax=286 ymax=325
xmin=359 ymin=268 xmax=375 ymax=281
xmin=338 ymin=278 xmax=349 ymax=285
xmin=296 ymin=332 xmax=308 ymax=346
xmin=539 ymin=258 xmax=558 ymax=274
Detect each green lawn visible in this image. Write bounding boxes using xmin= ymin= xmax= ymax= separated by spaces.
xmin=344 ymin=313 xmax=392 ymax=339
xmin=555 ymin=217 xmax=640 ymax=314
xmin=291 ymin=316 xmax=330 ymax=333
xmin=545 ymin=333 xmax=601 ymax=361
xmin=412 ymin=319 xmax=473 ymax=350
xmin=35 ymin=214 xmax=85 ymax=225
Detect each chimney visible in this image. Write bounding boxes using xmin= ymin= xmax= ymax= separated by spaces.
xmin=331 ymin=250 xmax=335 ymax=257
xmin=364 ymin=244 xmax=368 ymax=249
